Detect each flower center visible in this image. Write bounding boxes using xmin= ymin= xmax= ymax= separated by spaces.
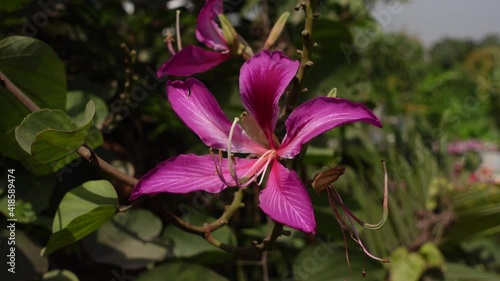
xmin=211 ymin=116 xmax=278 ymax=188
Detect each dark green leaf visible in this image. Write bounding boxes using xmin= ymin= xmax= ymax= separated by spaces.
xmin=52 ymin=180 xmax=118 ymax=232
xmin=15 ymin=110 xmax=76 ymax=155
xmin=44 ymin=205 xmax=117 ymax=255
xmin=0 ymin=36 xmax=66 ymax=159
xmin=15 ymin=101 xmax=95 ymax=163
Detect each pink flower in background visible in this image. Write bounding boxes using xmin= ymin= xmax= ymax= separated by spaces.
xmin=132 ymin=51 xmax=382 ymax=233
xmin=158 ymin=0 xmax=231 ymax=77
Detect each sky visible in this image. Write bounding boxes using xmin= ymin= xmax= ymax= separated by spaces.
xmin=372 ymin=0 xmax=500 ymax=47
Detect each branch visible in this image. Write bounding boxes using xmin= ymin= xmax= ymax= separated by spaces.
xmin=158 ymin=189 xmax=291 ymax=260
xmin=281 ymin=0 xmax=319 ymax=118
xmin=0 ymin=71 xmax=139 ymax=187
xmin=0 ymin=71 xmax=40 ymax=112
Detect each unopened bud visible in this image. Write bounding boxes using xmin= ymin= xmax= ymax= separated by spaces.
xmin=218 ymin=14 xmax=240 ymax=54
xmin=327 ymin=87 xmax=337 ymax=98
xmin=264 ymin=12 xmax=290 ymax=50
xmin=312 ymin=166 xmax=345 ymax=193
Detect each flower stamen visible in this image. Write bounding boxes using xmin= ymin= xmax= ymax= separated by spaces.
xmin=176 ymin=10 xmax=183 ymax=51
xmin=210 ymin=149 xmax=236 ymax=187
xmin=227 ymin=117 xmax=240 ymax=182
xmin=257 ymin=150 xmax=275 ymax=185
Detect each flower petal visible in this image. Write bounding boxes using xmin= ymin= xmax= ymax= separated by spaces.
xmin=259 ymin=160 xmax=316 ymax=233
xmin=157 ymin=45 xmax=230 ymax=77
xmin=239 ymin=51 xmax=299 ymax=147
xmin=167 ymin=78 xmax=267 ymax=154
xmin=278 ymin=97 xmax=382 ymax=158
xmin=195 ymin=0 xmax=227 ymax=51
xmin=130 ymin=154 xmax=257 ymax=200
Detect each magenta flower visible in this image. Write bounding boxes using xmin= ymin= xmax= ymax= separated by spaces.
xmin=158 ymin=0 xmax=232 ymax=77
xmin=132 ymin=51 xmax=382 ymax=233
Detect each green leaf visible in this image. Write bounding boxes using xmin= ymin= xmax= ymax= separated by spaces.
xmin=0 ymin=36 xmax=66 ymax=159
xmin=42 ymin=269 xmax=80 ymax=281
xmin=66 ymin=90 xmax=109 ymax=129
xmin=18 ymin=125 xmax=103 ymax=176
xmin=15 ymin=101 xmax=96 ymax=163
xmin=82 ymin=209 xmax=168 ymax=269
xmin=52 ymin=180 xmax=118 ymax=232
xmin=135 ymin=262 xmax=229 ymax=281
xmin=45 ymin=205 xmax=117 ymax=255
xmin=45 ymin=180 xmax=118 ymax=255
xmin=419 ymin=242 xmax=444 ymax=268
xmin=161 ymin=213 xmax=237 ymax=263
xmin=15 ymin=110 xmax=76 ymax=155
xmin=389 ymin=247 xmax=426 ymax=281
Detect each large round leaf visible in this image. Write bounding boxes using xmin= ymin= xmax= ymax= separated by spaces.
xmin=0 ymin=36 xmax=66 ymax=159
xmin=44 ymin=180 xmax=119 ymax=255
xmin=52 ymin=180 xmax=119 ymax=232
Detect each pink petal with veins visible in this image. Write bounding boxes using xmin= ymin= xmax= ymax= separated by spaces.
xmin=239 ymin=50 xmax=299 ymax=147
xmin=278 ymin=97 xmax=382 ymax=158
xmin=167 ymin=78 xmax=267 ymax=154
xmin=259 ymin=160 xmax=316 ymax=233
xmin=130 ymin=154 xmax=257 ymax=200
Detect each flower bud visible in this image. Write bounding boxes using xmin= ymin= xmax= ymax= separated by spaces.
xmin=311 ymin=166 xmax=345 ymax=193
xmin=264 ymin=12 xmax=290 ymax=50
xmin=218 ymin=14 xmax=240 ymax=54
xmin=327 ymin=87 xmax=337 ymax=98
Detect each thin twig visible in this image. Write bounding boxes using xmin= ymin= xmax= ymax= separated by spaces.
xmin=0 ymin=71 xmax=41 ymax=112
xmin=158 ymin=189 xmax=291 ymax=259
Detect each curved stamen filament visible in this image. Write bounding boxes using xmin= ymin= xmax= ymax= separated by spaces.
xmin=327 ymin=183 xmax=390 ymax=263
xmin=363 ymin=160 xmax=389 ymax=230
xmin=327 ymin=188 xmax=352 ymax=273
xmin=343 ymin=200 xmax=390 ymax=263
xmin=329 ymin=161 xmax=389 ymax=230
xmin=210 ymin=149 xmax=236 ymax=187
xmin=211 ymin=151 xmax=255 ymax=188
xmin=164 ymin=33 xmax=176 ymax=55
xmin=227 ymin=117 xmax=240 ymax=183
